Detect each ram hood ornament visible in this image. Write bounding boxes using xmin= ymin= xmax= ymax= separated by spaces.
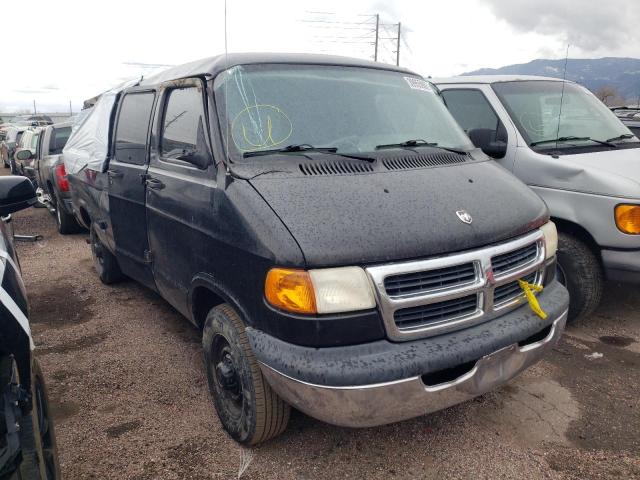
xmin=456 ymin=210 xmax=473 ymax=224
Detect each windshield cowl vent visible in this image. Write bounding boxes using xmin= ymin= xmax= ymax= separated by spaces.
xmin=382 ymin=153 xmax=467 ymax=171
xmin=299 ymin=161 xmax=374 ymax=176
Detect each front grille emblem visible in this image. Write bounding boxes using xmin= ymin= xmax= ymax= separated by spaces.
xmin=456 ymin=210 xmax=473 ymax=224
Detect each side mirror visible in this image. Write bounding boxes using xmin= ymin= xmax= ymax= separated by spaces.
xmin=482 ymin=141 xmax=508 ymax=158
xmin=467 ymin=128 xmax=507 ymax=159
xmin=15 ymin=149 xmax=33 ymax=161
xmin=0 ymin=176 xmax=37 ymax=216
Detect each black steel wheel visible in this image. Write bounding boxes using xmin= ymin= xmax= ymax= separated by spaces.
xmin=203 ymin=304 xmax=290 ymax=445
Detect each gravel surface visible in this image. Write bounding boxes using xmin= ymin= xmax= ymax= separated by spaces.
xmin=9 ymin=195 xmax=640 ymax=479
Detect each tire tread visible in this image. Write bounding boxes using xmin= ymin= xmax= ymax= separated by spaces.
xmin=209 ymin=304 xmax=290 ymax=445
xmin=557 ymin=232 xmax=603 ymax=322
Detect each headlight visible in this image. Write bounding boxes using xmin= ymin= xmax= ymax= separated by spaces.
xmin=615 ymin=204 xmax=640 ymax=234
xmin=540 ymin=221 xmax=558 ymax=260
xmin=265 ymin=266 xmax=376 ymax=314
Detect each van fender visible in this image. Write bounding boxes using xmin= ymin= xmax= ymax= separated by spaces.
xmin=188 ymin=273 xmax=253 ymax=329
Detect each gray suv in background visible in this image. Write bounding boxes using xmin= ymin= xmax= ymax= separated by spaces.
xmin=436 ymin=75 xmax=640 ymax=321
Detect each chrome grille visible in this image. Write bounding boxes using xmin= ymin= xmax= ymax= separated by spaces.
xmin=394 ymin=294 xmax=479 ymax=330
xmin=494 ymin=271 xmax=538 ymax=308
xmin=384 ymin=262 xmax=477 ymax=297
xmin=492 ymin=243 xmax=538 ymax=275
xmin=366 ymin=230 xmax=546 ymax=341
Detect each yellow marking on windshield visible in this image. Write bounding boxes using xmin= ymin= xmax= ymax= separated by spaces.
xmin=231 ymin=105 xmax=293 ymax=152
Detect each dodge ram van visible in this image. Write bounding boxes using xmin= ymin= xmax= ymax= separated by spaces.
xmin=65 ymin=54 xmax=569 ymax=444
xmin=436 ymin=76 xmax=640 ymax=321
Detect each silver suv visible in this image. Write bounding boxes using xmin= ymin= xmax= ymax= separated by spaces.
xmin=435 ymin=75 xmax=640 ymax=321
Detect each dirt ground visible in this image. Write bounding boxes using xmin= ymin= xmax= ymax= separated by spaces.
xmin=10 ymin=199 xmax=640 ymax=479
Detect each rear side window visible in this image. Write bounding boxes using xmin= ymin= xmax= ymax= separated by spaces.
xmin=49 ymin=126 xmax=71 ymax=155
xmin=114 ymin=92 xmax=155 ymax=165
xmin=160 ymin=87 xmax=208 ymax=160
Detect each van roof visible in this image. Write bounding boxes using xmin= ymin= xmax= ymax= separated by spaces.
xmin=432 ymin=75 xmax=574 ymax=85
xmin=138 ymin=52 xmax=416 ymax=86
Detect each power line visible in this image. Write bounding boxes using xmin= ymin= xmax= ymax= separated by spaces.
xmin=302 ymin=12 xmax=406 ymax=65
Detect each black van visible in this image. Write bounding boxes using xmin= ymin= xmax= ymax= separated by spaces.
xmin=67 ymin=53 xmax=569 ymax=445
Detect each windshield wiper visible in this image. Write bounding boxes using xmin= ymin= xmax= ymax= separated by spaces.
xmin=375 ymin=139 xmax=467 ymax=155
xmin=243 ymin=144 xmax=375 ymax=163
xmin=605 ymin=133 xmax=637 ymax=142
xmin=530 ymin=136 xmax=617 ymax=148
xmin=243 ymin=144 xmax=337 ymax=158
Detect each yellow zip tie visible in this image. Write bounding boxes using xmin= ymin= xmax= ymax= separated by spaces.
xmin=518 ymin=280 xmax=547 ymax=320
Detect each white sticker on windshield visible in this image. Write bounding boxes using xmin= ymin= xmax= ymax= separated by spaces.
xmin=404 ymin=77 xmax=434 ymax=93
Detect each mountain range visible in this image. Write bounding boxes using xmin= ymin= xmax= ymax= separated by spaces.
xmin=464 ymin=57 xmax=640 ymax=102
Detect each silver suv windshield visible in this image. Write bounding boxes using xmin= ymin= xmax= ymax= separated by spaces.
xmin=214 ymin=64 xmax=474 ymax=161
xmin=492 ymin=80 xmax=638 ymax=150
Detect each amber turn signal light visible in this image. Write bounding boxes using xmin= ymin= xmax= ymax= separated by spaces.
xmin=265 ymin=268 xmax=317 ymax=314
xmin=615 ymin=204 xmax=640 ymax=235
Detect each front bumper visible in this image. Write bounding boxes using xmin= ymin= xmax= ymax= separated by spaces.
xmin=601 ymin=248 xmax=640 ymax=283
xmin=248 ymin=280 xmax=568 ymax=428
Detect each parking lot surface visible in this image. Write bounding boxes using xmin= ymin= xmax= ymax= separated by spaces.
xmin=12 ymin=201 xmax=640 ymax=479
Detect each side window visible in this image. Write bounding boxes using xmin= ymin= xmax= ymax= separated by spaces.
xmin=49 ymin=126 xmax=71 ymax=155
xmin=160 ymin=86 xmax=212 ymax=168
xmin=441 ymin=89 xmax=508 ymax=158
xmin=441 ymin=89 xmax=501 ymax=133
xmin=114 ymin=92 xmax=155 ymax=165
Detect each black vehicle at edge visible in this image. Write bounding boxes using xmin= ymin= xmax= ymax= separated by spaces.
xmin=66 ymin=53 xmax=569 ymax=444
xmin=0 ymin=176 xmax=61 ymax=479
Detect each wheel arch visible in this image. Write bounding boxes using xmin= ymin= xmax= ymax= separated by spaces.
xmin=189 ymin=274 xmax=250 ymax=330
xmin=551 ymin=216 xmax=602 ymax=260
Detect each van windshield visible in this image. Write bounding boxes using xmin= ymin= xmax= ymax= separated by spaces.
xmin=492 ymin=80 xmax=638 ymax=150
xmin=214 ymin=64 xmax=473 ymax=161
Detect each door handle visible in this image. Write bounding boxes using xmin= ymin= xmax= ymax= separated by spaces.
xmin=108 ymin=169 xmax=123 ymax=178
xmin=145 ymin=178 xmax=165 ymax=190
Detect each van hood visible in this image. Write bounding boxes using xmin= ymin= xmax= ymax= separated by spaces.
xmin=526 ymin=146 xmax=640 ymax=199
xmin=248 ymin=159 xmax=548 ymax=267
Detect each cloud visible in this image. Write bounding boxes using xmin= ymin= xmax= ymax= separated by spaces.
xmin=1 ymin=0 xmax=639 ymax=112
xmin=482 ymin=0 xmax=640 ymax=53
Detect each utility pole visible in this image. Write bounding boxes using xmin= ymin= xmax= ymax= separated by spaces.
xmin=374 ymin=14 xmax=379 ymax=61
xmin=396 ymin=22 xmax=401 ymax=66
xmin=69 ymin=100 xmax=73 ymax=116
xmin=33 ymin=100 xmax=37 ymax=115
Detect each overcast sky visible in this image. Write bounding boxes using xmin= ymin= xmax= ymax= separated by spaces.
xmin=1 ymin=0 xmax=639 ymax=113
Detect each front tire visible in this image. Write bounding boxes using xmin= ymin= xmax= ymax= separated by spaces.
xmin=203 ymin=304 xmax=290 ymax=445
xmin=556 ymin=232 xmax=603 ymax=322
xmin=90 ymin=225 xmax=123 ymax=284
